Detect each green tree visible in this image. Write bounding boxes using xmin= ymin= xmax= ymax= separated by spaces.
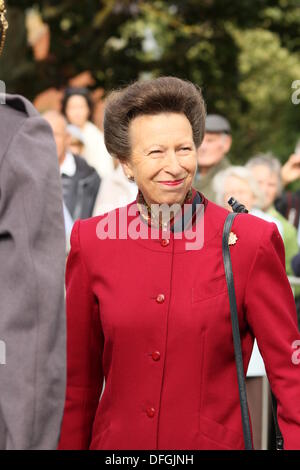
xmin=232 ymin=26 xmax=300 ymax=161
xmin=1 ymin=0 xmax=299 ymax=162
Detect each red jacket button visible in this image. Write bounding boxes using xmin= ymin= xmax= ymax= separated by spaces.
xmin=146 ymin=407 xmax=156 ymax=418
xmin=161 ymin=239 xmax=169 ymax=247
xmin=151 ymin=351 xmax=161 ymax=361
xmin=156 ymin=294 xmax=165 ymax=303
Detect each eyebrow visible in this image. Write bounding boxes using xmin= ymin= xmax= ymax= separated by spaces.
xmin=143 ymin=144 xmax=164 ymax=152
xmin=143 ymin=142 xmax=194 ymax=152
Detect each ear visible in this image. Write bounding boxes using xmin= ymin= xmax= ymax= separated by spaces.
xmin=120 ymin=160 xmax=134 ymax=179
xmin=222 ymin=135 xmax=232 ymax=153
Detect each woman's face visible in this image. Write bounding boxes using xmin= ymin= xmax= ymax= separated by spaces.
xmin=250 ymin=165 xmax=278 ymax=210
xmin=65 ymin=95 xmax=90 ymax=128
xmin=223 ymin=176 xmax=255 ymax=211
xmin=122 ymin=113 xmax=197 ymax=206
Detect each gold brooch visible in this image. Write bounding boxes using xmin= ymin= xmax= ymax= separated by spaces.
xmin=228 ymin=231 xmax=238 ymax=246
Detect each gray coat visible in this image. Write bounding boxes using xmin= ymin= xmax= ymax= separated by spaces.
xmin=0 ymin=94 xmax=66 ymax=449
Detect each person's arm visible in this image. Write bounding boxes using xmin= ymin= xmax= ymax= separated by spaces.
xmin=57 ymin=220 xmax=104 ymax=450
xmin=0 ymin=114 xmax=66 ymax=449
xmin=281 ymin=153 xmax=300 ymax=187
xmin=244 ymin=223 xmax=300 ymax=449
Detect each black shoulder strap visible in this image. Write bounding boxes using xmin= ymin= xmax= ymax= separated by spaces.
xmin=222 ymin=212 xmax=284 ymax=450
xmin=271 ymin=388 xmax=284 ymax=450
xmin=222 ymin=212 xmax=253 ymax=450
xmin=171 ymin=190 xmax=202 ymax=233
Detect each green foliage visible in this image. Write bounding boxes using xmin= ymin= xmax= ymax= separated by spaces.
xmin=1 ymin=0 xmax=299 ymax=162
xmin=231 ymin=26 xmax=300 ymax=162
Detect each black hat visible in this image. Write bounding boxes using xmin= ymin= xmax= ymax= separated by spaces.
xmin=205 ymin=114 xmax=231 ymax=134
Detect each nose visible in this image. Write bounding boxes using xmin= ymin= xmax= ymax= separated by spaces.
xmin=163 ymin=150 xmax=184 ymax=176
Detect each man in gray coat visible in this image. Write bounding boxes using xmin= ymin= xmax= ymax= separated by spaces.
xmin=0 ymin=0 xmax=66 ymax=449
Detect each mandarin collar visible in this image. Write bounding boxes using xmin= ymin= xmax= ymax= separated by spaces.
xmin=135 ymin=186 xmax=205 ymax=233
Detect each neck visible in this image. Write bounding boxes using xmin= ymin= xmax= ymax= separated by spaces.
xmin=198 ymin=157 xmax=226 ymax=176
xmin=137 ymin=188 xmax=194 ymax=229
xmin=198 ymin=166 xmax=211 ymax=176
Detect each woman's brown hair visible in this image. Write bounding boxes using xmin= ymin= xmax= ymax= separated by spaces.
xmin=104 ymin=76 xmax=206 ymax=162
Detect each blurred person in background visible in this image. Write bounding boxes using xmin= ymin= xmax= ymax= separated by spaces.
xmin=63 ymin=202 xmax=74 ymax=255
xmin=213 ymin=165 xmax=265 ymax=214
xmin=0 ymin=0 xmax=66 ymax=449
xmin=62 ymin=87 xmax=114 ymax=179
xmin=213 ymin=165 xmax=287 ymax=449
xmin=246 ymin=153 xmax=299 ymax=278
xmin=67 ymin=123 xmax=86 ymax=157
xmin=193 ymin=114 xmax=232 ymax=202
xmin=278 ymin=142 xmax=300 ymax=327
xmin=64 ymin=124 xmax=87 ymax=251
xmin=61 ymin=91 xmax=138 ymax=216
xmin=44 ymin=110 xmax=101 ymax=222
xmin=63 ymin=122 xmax=138 ymax=220
xmin=92 ymin=158 xmax=138 ymax=215
xmin=275 ymin=139 xmax=300 ymax=239
xmin=291 ymin=247 xmax=300 ymax=327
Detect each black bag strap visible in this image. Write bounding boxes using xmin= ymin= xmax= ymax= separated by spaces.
xmin=222 ymin=212 xmax=253 ymax=450
xmin=271 ymin=391 xmax=284 ymax=450
xmin=222 ymin=211 xmax=284 ymax=450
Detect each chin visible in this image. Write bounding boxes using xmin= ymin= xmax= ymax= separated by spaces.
xmin=157 ymin=190 xmax=187 ymax=206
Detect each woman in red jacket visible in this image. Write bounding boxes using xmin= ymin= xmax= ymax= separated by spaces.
xmin=58 ymin=77 xmax=300 ymax=450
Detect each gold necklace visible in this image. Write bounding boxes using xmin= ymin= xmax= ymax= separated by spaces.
xmin=137 ymin=188 xmax=193 ymax=229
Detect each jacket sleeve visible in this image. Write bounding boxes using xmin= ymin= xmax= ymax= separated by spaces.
xmin=0 ymin=115 xmax=66 ymax=449
xmin=57 ymin=219 xmax=104 ymax=450
xmin=244 ymin=222 xmax=300 ymax=449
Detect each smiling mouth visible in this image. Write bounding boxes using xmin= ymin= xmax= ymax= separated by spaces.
xmin=158 ymin=178 xmax=186 ymax=186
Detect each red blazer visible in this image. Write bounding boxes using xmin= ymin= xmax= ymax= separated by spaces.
xmin=58 ymin=189 xmax=300 ymax=450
